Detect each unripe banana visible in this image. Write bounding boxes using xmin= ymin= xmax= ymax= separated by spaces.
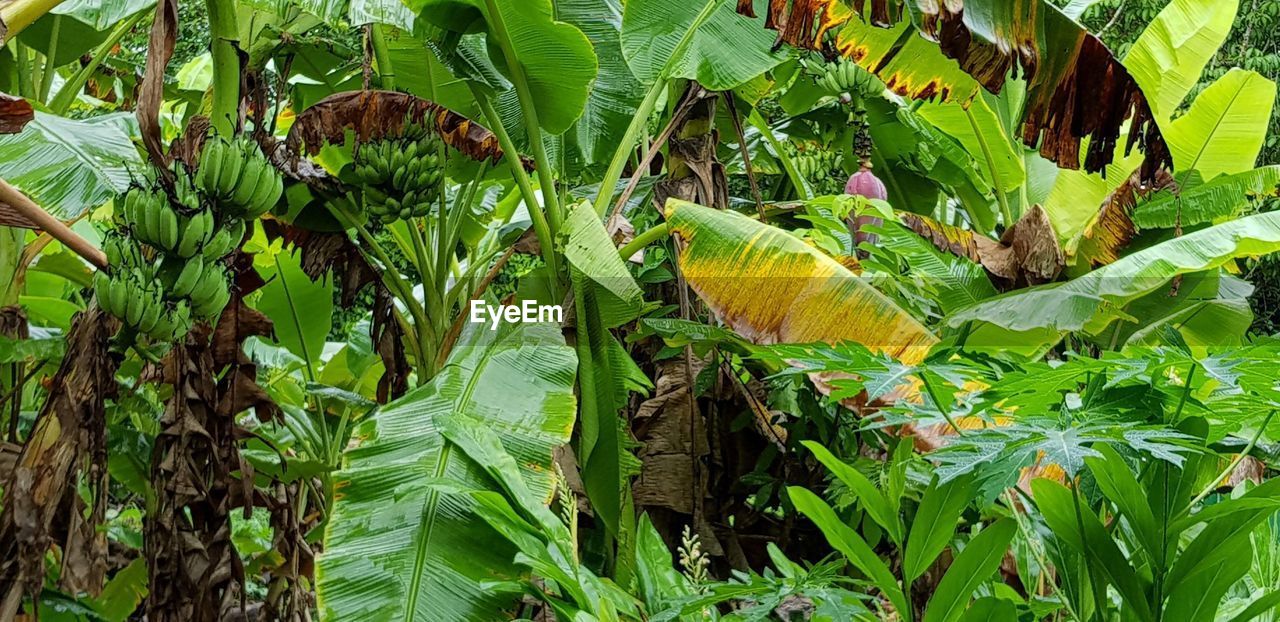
xmin=231 ymin=157 xmax=264 ymax=213
xmin=218 ymin=142 xmax=244 ymax=198
xmin=138 ymin=291 xmax=162 ymax=334
xmin=171 ymin=256 xmax=205 ymax=298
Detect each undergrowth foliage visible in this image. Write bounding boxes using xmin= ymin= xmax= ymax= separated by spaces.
xmin=0 ymin=0 xmax=1278 ymax=620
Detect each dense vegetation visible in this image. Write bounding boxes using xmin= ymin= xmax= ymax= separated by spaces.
xmin=1 ymin=0 xmax=1279 ymax=620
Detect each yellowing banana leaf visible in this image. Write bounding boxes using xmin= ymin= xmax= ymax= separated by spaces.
xmin=743 ymin=0 xmax=1170 ymax=175
xmin=1076 ymin=168 xmax=1177 ymax=268
xmin=945 ymin=210 xmax=1280 ymax=342
xmin=664 ymin=200 xmax=937 ymax=364
xmin=318 ymin=320 xmax=577 ymax=621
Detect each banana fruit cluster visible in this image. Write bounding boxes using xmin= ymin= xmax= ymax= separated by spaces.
xmin=349 ymin=126 xmax=444 ymax=224
xmin=97 ymin=136 xmax=271 ymax=342
xmin=196 ymin=136 xmax=284 ymax=220
xmin=785 ymin=141 xmax=841 ymax=180
xmin=814 ymin=58 xmax=879 ymax=99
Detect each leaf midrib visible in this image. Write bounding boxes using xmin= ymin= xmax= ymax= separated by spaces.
xmin=402 ymin=341 xmax=501 ymax=621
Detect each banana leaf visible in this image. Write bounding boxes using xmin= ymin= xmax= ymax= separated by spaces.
xmin=945 ymin=211 xmax=1280 ymax=343
xmin=664 ymin=200 xmax=937 ymax=364
xmin=742 ymin=0 xmax=1170 ymax=175
xmin=0 ymin=111 xmax=140 ymax=220
xmin=317 ymin=320 xmax=577 ymax=621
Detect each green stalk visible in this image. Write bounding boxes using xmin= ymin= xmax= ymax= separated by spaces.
xmin=14 ymin=44 xmax=33 ymax=100
xmin=749 ymin=109 xmax=811 ymax=200
xmin=36 ymin=15 xmax=60 ymax=102
xmin=481 ymin=0 xmax=562 ymax=232
xmin=369 ymin=23 xmax=396 ymax=91
xmin=205 ymin=0 xmax=241 ymax=135
xmin=617 ymin=223 xmax=669 ymax=260
xmin=1189 ymin=409 xmax=1276 ymax=509
xmin=592 ymin=0 xmax=728 ymax=216
xmin=471 ymin=85 xmax=561 ymax=300
xmin=50 ymin=11 xmax=146 ymax=114
xmin=965 ymin=107 xmax=1014 ymax=228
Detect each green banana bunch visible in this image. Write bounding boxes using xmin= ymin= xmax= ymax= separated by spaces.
xmin=351 ymin=127 xmax=445 ymax=224
xmin=174 ymin=208 xmax=216 ymax=258
xmin=93 ymin=270 xmax=190 ymax=341
xmin=196 ymin=136 xmax=284 ymax=219
xmin=187 ymin=263 xmax=232 ymax=320
xmin=814 ymin=58 xmax=880 ymax=98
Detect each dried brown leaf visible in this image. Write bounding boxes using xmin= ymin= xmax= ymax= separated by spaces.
xmin=136 ymin=0 xmax=177 ymax=172
xmin=285 ymin=90 xmax=532 ymax=170
xmin=0 ymin=92 xmax=33 ymax=134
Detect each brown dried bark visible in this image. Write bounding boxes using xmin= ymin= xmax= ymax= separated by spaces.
xmin=0 ymin=92 xmax=33 ymax=134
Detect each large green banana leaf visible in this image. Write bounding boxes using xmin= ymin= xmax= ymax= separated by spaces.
xmin=945 ymin=211 xmax=1280 ymax=341
xmin=1123 ymin=0 xmax=1238 ymax=120
xmin=1133 ymin=166 xmax=1280 ymax=229
xmin=250 ymin=0 xmax=414 ymax=30
xmin=561 ymin=0 xmax=645 ymax=164
xmin=621 ymin=0 xmax=786 ymax=91
xmin=317 ymin=320 xmax=577 ymax=621
xmin=0 ymin=111 xmax=141 ymax=220
xmin=743 ymin=0 xmax=1168 ymax=175
xmin=664 ymin=200 xmax=937 ymax=364
xmin=1166 ymin=68 xmax=1276 ymax=180
xmin=408 ymin=0 xmax=597 ymax=135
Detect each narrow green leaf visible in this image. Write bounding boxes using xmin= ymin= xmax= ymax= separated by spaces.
xmin=787 ymin=486 xmax=910 ymax=619
xmin=903 ymin=475 xmax=972 ymax=583
xmin=922 ymin=519 xmax=1017 ymax=622
xmin=802 ymin=440 xmax=903 ymax=546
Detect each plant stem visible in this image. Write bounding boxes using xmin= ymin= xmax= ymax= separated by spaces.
xmin=749 ymin=109 xmax=811 ymax=200
xmin=49 ymin=11 xmax=145 ymax=114
xmin=471 ymin=85 xmax=561 ymax=300
xmin=481 ymin=0 xmax=562 ymax=232
xmin=618 ymin=223 xmax=669 ymax=260
xmin=919 ymin=373 xmax=965 ymax=437
xmin=369 ymin=23 xmax=396 ymax=91
xmin=965 ymin=106 xmax=1014 ymax=228
xmin=37 ymin=15 xmax=61 ymax=103
xmin=594 ymin=81 xmax=665 ymax=216
xmin=592 ymin=0 xmax=727 ymax=216
xmin=205 ymin=0 xmax=241 ymax=135
xmin=1189 ymin=409 xmax=1276 ymax=508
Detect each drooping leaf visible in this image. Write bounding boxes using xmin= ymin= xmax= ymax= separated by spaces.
xmin=285 ymin=90 xmax=526 ymax=168
xmin=318 ymin=320 xmax=577 ymax=621
xmin=946 ymin=211 xmax=1280 ymax=340
xmin=0 ymin=111 xmax=141 ymax=219
xmin=664 ymin=200 xmax=937 ymax=364
xmin=744 ymin=0 xmax=1171 ymax=175
xmin=621 ymin=0 xmax=786 ymax=91
xmin=1165 ymin=68 xmax=1277 ymax=180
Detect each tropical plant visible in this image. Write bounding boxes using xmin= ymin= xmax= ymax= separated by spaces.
xmin=0 ymin=0 xmax=1279 ymax=621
